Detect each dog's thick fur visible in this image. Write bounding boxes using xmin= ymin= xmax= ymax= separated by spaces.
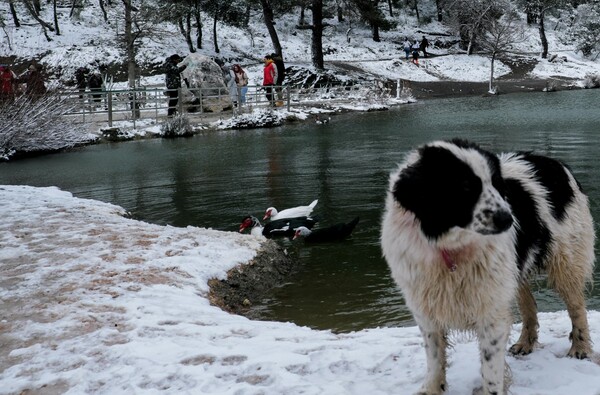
xmin=381 ymin=139 xmax=595 ymax=395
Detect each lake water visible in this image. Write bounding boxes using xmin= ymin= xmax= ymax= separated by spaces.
xmin=2 ymin=89 xmax=600 ymax=333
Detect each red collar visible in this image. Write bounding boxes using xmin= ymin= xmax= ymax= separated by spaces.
xmin=441 ymin=249 xmax=457 ymax=272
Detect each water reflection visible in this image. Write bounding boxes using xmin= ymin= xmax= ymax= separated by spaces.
xmin=1 ymin=89 xmax=599 ymax=332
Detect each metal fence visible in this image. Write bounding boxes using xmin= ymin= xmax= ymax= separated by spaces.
xmin=61 ymin=81 xmax=393 ymax=127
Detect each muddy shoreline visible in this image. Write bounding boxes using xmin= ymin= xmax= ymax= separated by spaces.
xmin=208 ymin=240 xmax=298 ymax=317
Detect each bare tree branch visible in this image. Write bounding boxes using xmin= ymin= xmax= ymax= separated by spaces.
xmin=0 ymin=94 xmax=94 ymax=160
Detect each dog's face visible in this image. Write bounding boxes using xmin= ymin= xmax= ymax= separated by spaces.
xmin=392 ymin=140 xmax=513 ymax=240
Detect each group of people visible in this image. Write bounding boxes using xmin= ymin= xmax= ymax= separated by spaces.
xmin=74 ymin=65 xmax=105 ymax=105
xmin=222 ymin=52 xmax=286 ymax=109
xmin=163 ymin=51 xmax=287 ymax=117
xmin=403 ymin=35 xmax=429 ymax=65
xmin=0 ymin=63 xmax=47 ymax=103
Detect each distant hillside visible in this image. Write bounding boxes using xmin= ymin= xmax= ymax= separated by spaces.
xmin=1 ymin=1 xmax=599 ymax=89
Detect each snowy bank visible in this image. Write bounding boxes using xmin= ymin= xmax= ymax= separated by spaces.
xmin=1 ymin=185 xmax=600 ymax=394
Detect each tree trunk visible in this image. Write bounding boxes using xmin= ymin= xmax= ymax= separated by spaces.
xmin=387 ymin=0 xmax=394 ymax=17
xmin=489 ymin=52 xmax=496 ymax=92
xmin=194 ymin=8 xmax=202 ymax=50
xmin=336 ymin=0 xmax=344 ymax=22
xmin=70 ymin=0 xmax=78 ymax=18
xmin=177 ymin=17 xmax=185 ymax=36
xmin=99 ymin=0 xmax=108 ymax=22
xmin=539 ymin=10 xmax=548 ymax=59
xmin=185 ymin=13 xmax=195 ymax=53
xmin=123 ymin=0 xmax=136 ymax=88
xmin=372 ymin=23 xmax=380 ymax=42
xmin=298 ymin=5 xmax=305 ymax=25
xmin=435 ymin=0 xmax=442 ymax=22
xmin=258 ymin=0 xmax=282 ymax=58
xmin=33 ymin=0 xmax=41 ymax=14
xmin=413 ymin=0 xmax=420 ymax=23
xmin=9 ymin=0 xmax=20 ymax=28
xmin=23 ymin=0 xmax=54 ymax=33
xmin=53 ymin=0 xmax=60 ymax=35
xmin=311 ymin=0 xmax=324 ymax=70
xmin=213 ymin=13 xmax=219 ymax=53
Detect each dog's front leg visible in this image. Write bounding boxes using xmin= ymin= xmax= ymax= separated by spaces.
xmin=416 ymin=326 xmax=448 ymax=395
xmin=475 ymin=319 xmax=511 ymax=395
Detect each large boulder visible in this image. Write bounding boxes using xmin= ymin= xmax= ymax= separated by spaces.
xmin=179 ymin=54 xmax=232 ymax=112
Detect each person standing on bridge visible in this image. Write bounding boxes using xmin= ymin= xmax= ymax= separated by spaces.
xmin=271 ymin=53 xmax=286 ymax=106
xmin=164 ymin=54 xmax=187 ymax=117
xmin=262 ymin=54 xmax=277 ymax=107
xmin=232 ymin=64 xmax=249 ymax=104
xmin=18 ymin=64 xmax=47 ymax=97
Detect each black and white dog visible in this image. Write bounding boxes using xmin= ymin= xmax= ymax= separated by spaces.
xmin=381 ymin=139 xmax=595 ymax=395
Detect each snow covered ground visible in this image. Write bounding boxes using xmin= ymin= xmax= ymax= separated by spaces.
xmin=2 ymin=185 xmax=600 ymax=394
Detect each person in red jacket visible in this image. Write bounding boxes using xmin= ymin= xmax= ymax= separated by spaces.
xmin=0 ymin=65 xmax=17 ymax=103
xmin=262 ymin=54 xmax=277 ymax=106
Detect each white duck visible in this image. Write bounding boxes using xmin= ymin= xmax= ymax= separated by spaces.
xmin=315 ymin=115 xmax=331 ymax=124
xmin=240 ymin=215 xmax=317 ymax=238
xmin=263 ymin=199 xmax=318 ymax=221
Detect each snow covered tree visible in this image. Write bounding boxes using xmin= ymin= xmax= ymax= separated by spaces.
xmin=518 ymin=0 xmax=567 ymax=58
xmin=445 ymin=0 xmax=502 ymax=54
xmin=478 ymin=3 xmax=525 ymax=92
xmin=348 ymin=0 xmax=396 ymax=42
xmin=258 ymin=0 xmax=284 ymax=57
xmin=156 ymin=0 xmax=203 ymax=52
xmin=567 ymin=1 xmax=600 ymax=59
xmin=0 ymin=94 xmax=96 ymax=160
xmin=292 ymin=0 xmax=325 ymax=68
xmin=204 ymin=0 xmax=248 ymax=53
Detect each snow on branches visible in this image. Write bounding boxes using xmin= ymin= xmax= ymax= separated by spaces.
xmin=0 ymin=93 xmax=97 ymax=160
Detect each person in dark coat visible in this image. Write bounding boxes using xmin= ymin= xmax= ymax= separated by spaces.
xmin=420 ymin=35 xmax=429 ymax=58
xmin=87 ymin=69 xmax=103 ymax=104
xmin=164 ymin=54 xmax=187 ymax=117
xmin=271 ymin=53 xmax=286 ymax=105
xmin=74 ymin=66 xmax=89 ymax=99
xmin=19 ymin=64 xmax=47 ymax=97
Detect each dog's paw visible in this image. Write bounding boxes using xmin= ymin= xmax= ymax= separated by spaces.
xmin=508 ymin=342 xmax=534 ymax=356
xmin=414 ymin=382 xmax=447 ymax=395
xmin=568 ymin=330 xmax=591 ymax=359
xmin=567 ymin=346 xmax=590 ymax=360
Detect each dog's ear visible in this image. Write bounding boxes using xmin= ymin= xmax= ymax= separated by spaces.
xmin=392 ymin=145 xmax=481 ymax=239
xmin=393 ymin=146 xmax=449 ymax=214
xmin=393 ymin=163 xmax=426 ymax=214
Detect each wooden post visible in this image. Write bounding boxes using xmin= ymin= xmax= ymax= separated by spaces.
xmin=178 ymin=88 xmax=183 ymax=115
xmin=107 ymin=92 xmax=113 ymax=127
